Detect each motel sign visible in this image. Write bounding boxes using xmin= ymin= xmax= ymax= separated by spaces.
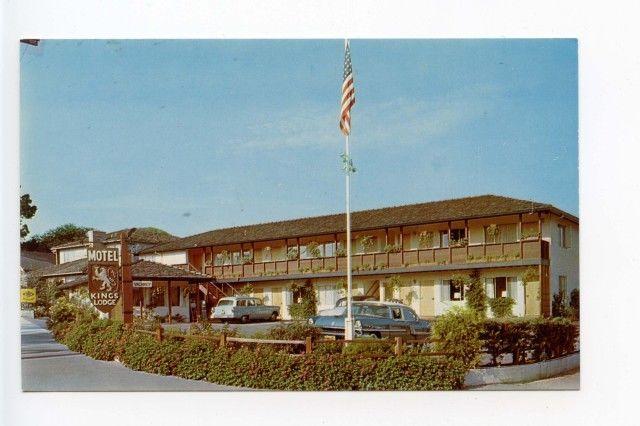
xmin=87 ymin=248 xmax=121 ymax=313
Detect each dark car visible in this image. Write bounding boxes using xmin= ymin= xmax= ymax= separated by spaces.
xmin=308 ymin=301 xmax=431 ymax=339
xmin=334 ymin=295 xmax=377 ymax=307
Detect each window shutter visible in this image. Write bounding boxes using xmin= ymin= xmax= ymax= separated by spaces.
xmin=485 ymin=278 xmax=495 ymax=298
xmin=440 ymin=280 xmax=450 ymax=301
xmin=507 ymin=277 xmax=518 ymax=298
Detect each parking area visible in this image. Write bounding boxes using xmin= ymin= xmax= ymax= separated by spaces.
xmin=163 ymin=320 xmax=292 ymax=336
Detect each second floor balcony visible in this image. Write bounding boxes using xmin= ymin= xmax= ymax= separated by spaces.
xmin=202 ymin=238 xmax=549 ymax=282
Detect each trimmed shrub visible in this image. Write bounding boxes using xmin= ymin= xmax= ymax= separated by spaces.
xmin=465 ymin=270 xmax=487 ymax=317
xmin=480 ymin=317 xmax=578 ymax=365
xmin=52 ymin=318 xmax=469 ymax=390
xmin=488 ymin=297 xmax=515 ymax=318
xmin=432 ymin=307 xmax=483 ymax=368
xmin=342 ymin=339 xmax=394 ymax=356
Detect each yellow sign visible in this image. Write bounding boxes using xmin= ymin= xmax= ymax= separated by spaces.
xmin=21 ymin=288 xmax=37 ymax=303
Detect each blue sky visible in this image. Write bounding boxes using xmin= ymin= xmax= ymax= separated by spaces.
xmin=20 ymin=39 xmax=578 ymax=237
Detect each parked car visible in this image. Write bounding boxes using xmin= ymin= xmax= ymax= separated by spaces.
xmin=308 ymin=301 xmax=430 ymax=339
xmin=334 ymin=295 xmax=377 ymax=307
xmin=211 ymin=296 xmax=280 ymax=323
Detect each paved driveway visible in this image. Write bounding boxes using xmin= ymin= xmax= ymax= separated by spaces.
xmin=21 ymin=317 xmax=245 ymax=391
xmin=471 ymin=370 xmax=580 ymax=391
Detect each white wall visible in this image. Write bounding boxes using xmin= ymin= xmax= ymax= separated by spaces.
xmin=59 ymin=247 xmax=87 ymax=264
xmin=544 ymin=215 xmax=580 ymax=303
xmin=140 ymin=250 xmax=187 ymax=266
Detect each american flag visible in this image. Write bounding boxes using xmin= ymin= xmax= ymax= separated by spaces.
xmin=339 ymin=41 xmax=355 ymax=136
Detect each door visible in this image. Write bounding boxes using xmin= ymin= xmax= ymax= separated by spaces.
xmin=271 ymin=287 xmax=283 ymax=308
xmin=525 ymin=280 xmax=541 ymax=317
xmin=419 ymin=280 xmax=435 ymax=317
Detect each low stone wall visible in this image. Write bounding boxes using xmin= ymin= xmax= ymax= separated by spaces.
xmin=464 ymin=352 xmax=580 ymax=387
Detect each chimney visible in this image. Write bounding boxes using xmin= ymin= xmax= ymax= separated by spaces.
xmin=86 ymin=230 xmax=106 ymax=245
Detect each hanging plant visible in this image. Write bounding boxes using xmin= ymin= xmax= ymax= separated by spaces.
xmin=287 ymin=247 xmax=299 ymax=260
xmin=360 ymin=235 xmax=375 ymax=253
xmin=219 ymin=250 xmax=231 ymax=264
xmin=418 ymin=231 xmax=434 ymax=248
xmin=241 ymin=254 xmax=253 ymax=265
xmin=306 ymin=241 xmax=322 ymax=258
xmin=383 ymin=243 xmax=401 ymax=253
xmin=486 ymin=224 xmax=500 ymax=243
xmin=335 ymin=245 xmax=347 ymax=257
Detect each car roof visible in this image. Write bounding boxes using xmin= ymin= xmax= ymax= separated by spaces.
xmin=353 ymin=301 xmax=407 ymax=307
xmin=220 ymin=296 xmax=257 ymax=300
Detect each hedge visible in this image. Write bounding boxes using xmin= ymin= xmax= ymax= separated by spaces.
xmin=57 ymin=319 xmax=467 ymax=391
xmin=480 ymin=317 xmax=578 ymax=365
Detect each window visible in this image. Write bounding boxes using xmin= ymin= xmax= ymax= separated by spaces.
xmin=450 ymin=228 xmax=465 ymax=243
xmin=558 ymin=225 xmax=570 ymax=248
xmin=495 ymin=277 xmax=508 ymax=298
xmin=439 ymin=231 xmax=449 ymax=248
xmin=169 ymin=287 xmax=180 ymax=307
xmin=150 ymin=286 xmax=165 ymax=308
xmin=237 ymin=299 xmax=247 ymax=307
xmin=559 ymin=276 xmax=567 ymax=302
xmin=247 ymin=299 xmax=256 ymax=307
xmin=133 ymin=289 xmax=143 ymax=306
xmin=324 ymin=242 xmax=336 ymax=257
xmin=401 ymin=307 xmax=418 ymax=321
xmin=447 ymin=279 xmax=464 ymax=301
xmin=391 ymin=307 xmax=402 ymax=320
xmin=486 ymin=277 xmax=517 ymax=298
xmin=262 ymin=247 xmax=272 ymax=262
xmin=217 ymin=299 xmax=234 ymax=306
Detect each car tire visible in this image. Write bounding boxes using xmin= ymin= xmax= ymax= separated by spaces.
xmin=240 ymin=315 xmax=249 ymax=324
xmin=269 ymin=312 xmax=278 ymax=322
xmin=365 ymin=332 xmax=381 ymax=339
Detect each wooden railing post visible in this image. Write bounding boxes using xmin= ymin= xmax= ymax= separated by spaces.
xmin=305 ymin=336 xmax=312 ymax=354
xmin=156 ymin=325 xmax=164 ymax=342
xmin=219 ymin=332 xmax=227 ymax=348
xmin=394 ymin=336 xmax=403 ymax=356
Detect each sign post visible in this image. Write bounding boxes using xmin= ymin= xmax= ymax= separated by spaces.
xmin=87 ymin=248 xmax=121 ymax=313
xmin=120 ymin=231 xmax=134 ymax=324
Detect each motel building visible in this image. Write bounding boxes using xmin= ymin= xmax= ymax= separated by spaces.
xmin=135 ymin=194 xmax=579 ymax=320
xmin=39 ymin=228 xmax=216 ymax=322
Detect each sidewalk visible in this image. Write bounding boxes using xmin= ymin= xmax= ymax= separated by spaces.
xmin=21 ymin=317 xmax=246 ymax=391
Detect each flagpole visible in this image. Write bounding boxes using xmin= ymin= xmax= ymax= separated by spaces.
xmin=344 ymin=39 xmax=354 ymax=341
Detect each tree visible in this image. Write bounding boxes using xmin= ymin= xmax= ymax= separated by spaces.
xmin=20 ymin=194 xmax=37 ymax=238
xmin=22 ymin=223 xmax=93 ymax=251
xmin=465 ymin=269 xmax=487 ymax=317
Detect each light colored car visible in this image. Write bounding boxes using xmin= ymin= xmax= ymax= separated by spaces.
xmin=211 ymin=296 xmax=280 ymax=323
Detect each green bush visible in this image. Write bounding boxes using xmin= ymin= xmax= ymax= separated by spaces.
xmin=432 ymin=307 xmax=483 ymax=368
xmin=480 ymin=317 xmax=578 ymax=365
xmin=53 ymin=318 xmax=468 ymax=390
xmin=342 ymin=338 xmax=394 ymax=356
xmin=47 ymin=295 xmax=98 ymax=339
xmin=488 ymin=297 xmax=515 ymax=318
xmin=569 ymin=289 xmax=580 ymax=320
xmin=465 ymin=270 xmax=487 ymax=317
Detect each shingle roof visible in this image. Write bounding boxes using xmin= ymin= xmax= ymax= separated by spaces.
xmin=54 ymin=260 xmax=210 ymax=291
xmin=51 ymin=227 xmax=177 ymax=250
xmin=21 ymin=251 xmax=55 ymax=272
xmin=40 ymin=258 xmax=88 ymax=278
xmin=130 ymin=260 xmax=210 ymax=280
xmin=140 ymin=194 xmax=576 ymax=254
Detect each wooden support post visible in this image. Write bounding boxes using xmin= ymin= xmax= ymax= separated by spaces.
xmin=251 ymin=242 xmax=255 ymax=275
xmin=448 ymin=221 xmax=452 ymax=264
xmin=167 ymin=280 xmax=172 ymax=324
xmin=219 ymin=332 xmax=227 ymax=348
xmin=120 ymin=231 xmax=133 ymax=325
xmin=465 ymin=219 xmax=469 ymax=258
xmin=519 ymin=213 xmax=524 ymax=259
xmin=195 ymin=282 xmax=201 ymax=322
xmin=305 ymin=336 xmax=312 ymax=354
xmin=399 ymin=227 xmax=404 ymax=264
xmin=156 ymin=325 xmax=164 ymax=342
xmin=538 ymin=212 xmax=542 ymax=240
xmin=395 ymin=336 xmax=403 ymax=356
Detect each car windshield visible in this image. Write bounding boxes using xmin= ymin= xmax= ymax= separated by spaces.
xmin=217 ymin=300 xmax=234 ymax=306
xmin=352 ymin=304 xmax=389 ymax=318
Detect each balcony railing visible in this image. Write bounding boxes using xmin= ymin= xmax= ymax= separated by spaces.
xmin=203 ymin=239 xmax=549 ymax=280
